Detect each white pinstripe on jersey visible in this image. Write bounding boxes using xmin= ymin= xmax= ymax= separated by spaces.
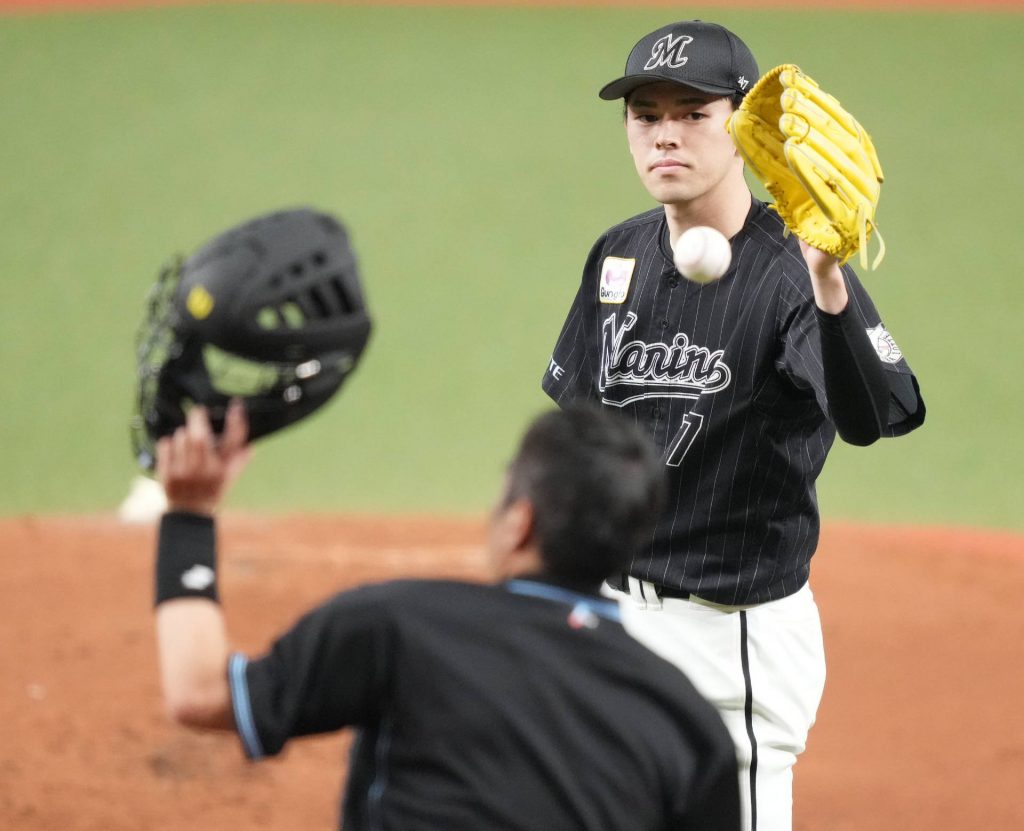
xmin=543 ymin=200 xmax=921 ymax=605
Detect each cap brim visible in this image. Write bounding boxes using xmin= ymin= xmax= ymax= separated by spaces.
xmin=598 ymin=74 xmax=739 ymax=101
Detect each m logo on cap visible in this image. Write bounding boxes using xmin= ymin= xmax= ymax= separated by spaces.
xmin=644 ymin=34 xmax=694 ymax=71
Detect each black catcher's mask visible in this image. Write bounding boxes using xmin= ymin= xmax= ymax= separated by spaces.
xmin=131 ymin=207 xmax=372 ymax=471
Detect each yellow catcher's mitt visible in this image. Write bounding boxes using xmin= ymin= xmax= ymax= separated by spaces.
xmin=727 ymin=64 xmax=885 ymax=269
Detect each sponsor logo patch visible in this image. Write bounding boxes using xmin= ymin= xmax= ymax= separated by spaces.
xmin=865 ymin=323 xmax=903 ymax=364
xmin=599 ymin=257 xmax=635 ymax=304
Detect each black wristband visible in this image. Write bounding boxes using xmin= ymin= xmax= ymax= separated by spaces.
xmin=155 ymin=511 xmax=219 ymax=606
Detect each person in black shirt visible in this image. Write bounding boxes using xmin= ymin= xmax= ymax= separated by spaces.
xmin=152 ymin=400 xmax=740 ymax=830
xmin=542 ymin=20 xmax=925 ymax=831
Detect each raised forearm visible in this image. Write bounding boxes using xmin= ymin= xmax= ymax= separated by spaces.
xmin=154 ymin=511 xmax=233 ymax=730
xmin=156 ymin=597 xmax=232 ymax=729
xmin=152 ymin=404 xmax=252 ymax=730
xmin=815 ymin=304 xmax=889 ymax=446
xmin=801 ymin=246 xmax=889 ymax=444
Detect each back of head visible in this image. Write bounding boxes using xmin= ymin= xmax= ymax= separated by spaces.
xmin=506 ymin=404 xmax=666 ymax=586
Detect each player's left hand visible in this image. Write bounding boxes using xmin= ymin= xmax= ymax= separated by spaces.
xmin=157 ymin=399 xmax=252 ymax=516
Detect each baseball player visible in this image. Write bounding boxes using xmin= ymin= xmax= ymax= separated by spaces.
xmin=152 ymin=401 xmax=741 ymax=830
xmin=541 ymin=20 xmax=926 ymax=831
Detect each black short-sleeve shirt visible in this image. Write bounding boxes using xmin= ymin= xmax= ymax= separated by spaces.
xmin=229 ymin=578 xmax=740 ymax=831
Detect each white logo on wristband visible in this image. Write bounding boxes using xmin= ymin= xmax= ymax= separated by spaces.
xmin=181 ymin=564 xmax=215 ymax=591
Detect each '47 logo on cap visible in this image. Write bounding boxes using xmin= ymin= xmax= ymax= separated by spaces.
xmin=599 ymin=257 xmax=635 ymax=304
xmin=644 ymin=34 xmax=694 ymax=70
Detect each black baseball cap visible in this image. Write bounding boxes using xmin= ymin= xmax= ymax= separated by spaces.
xmin=599 ymin=20 xmax=759 ymax=101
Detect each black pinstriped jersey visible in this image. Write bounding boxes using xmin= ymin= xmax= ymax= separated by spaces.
xmin=543 ymin=199 xmax=924 ymax=605
xmin=228 ymin=578 xmax=740 ymax=831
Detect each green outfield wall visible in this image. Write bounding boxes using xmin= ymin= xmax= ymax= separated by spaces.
xmin=1 ymin=4 xmax=1021 ymax=528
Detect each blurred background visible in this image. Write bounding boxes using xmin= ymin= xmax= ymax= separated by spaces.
xmin=1 ymin=2 xmax=1021 ymax=528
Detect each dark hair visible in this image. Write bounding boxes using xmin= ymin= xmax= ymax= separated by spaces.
xmin=504 ymin=404 xmax=666 ymax=586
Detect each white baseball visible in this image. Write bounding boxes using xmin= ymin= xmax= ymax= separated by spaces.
xmin=672 ymin=226 xmax=732 ymax=284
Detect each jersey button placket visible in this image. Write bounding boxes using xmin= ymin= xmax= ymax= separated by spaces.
xmin=654 ymin=271 xmax=675 ymax=425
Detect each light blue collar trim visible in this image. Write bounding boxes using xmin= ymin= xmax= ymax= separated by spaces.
xmin=504 ymin=579 xmax=621 ymax=622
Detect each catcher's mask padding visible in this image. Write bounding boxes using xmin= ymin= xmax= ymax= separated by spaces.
xmin=132 ymin=207 xmax=372 ymax=470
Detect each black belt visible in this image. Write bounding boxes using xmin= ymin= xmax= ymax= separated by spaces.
xmin=606 ymin=574 xmax=691 ymax=600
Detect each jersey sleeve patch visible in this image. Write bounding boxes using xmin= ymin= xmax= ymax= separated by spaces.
xmin=598 ymin=257 xmax=636 ymax=304
xmin=865 ymin=323 xmax=903 ymax=364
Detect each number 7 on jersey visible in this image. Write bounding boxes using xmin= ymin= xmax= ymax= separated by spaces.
xmin=666 ymin=411 xmax=705 ymax=467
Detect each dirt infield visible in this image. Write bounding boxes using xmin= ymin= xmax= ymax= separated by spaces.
xmin=2 ymin=514 xmax=1022 ymax=830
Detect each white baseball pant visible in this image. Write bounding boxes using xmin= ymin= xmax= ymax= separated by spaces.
xmin=612 ymin=579 xmax=826 ymax=831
